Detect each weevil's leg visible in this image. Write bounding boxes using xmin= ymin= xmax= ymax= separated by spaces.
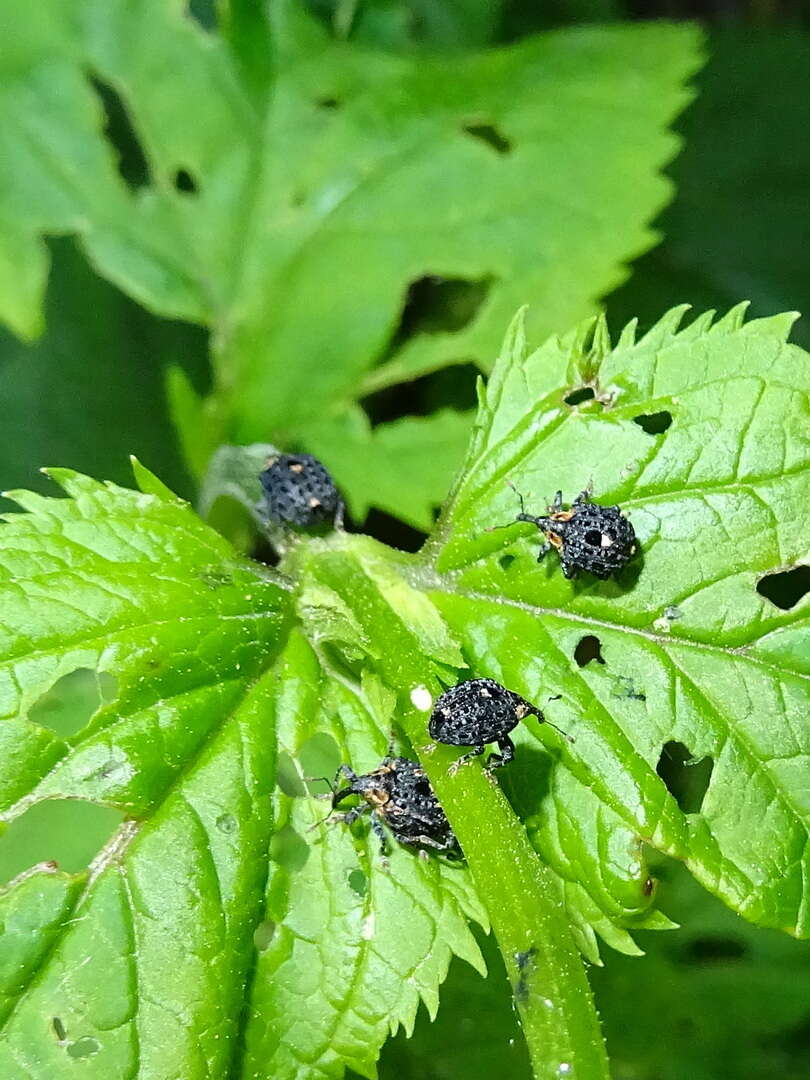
xmin=335 ymin=764 xmax=358 ymax=786
xmin=561 ymin=557 xmax=578 ymax=580
xmin=370 ymin=813 xmax=389 ymax=857
xmin=338 ymin=805 xmax=370 ymax=827
xmin=485 ymin=735 xmax=516 ymax=771
xmin=551 ymin=490 xmax=564 ymax=512
xmin=410 ymin=834 xmax=459 ymax=852
xmin=536 ymin=540 xmax=552 ymax=563
xmin=334 ymin=498 xmax=346 ymax=531
xmin=574 ymin=481 xmax=593 ymax=505
xmin=448 ymin=745 xmax=486 ymax=776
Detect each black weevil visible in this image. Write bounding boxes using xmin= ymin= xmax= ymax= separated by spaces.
xmin=511 ymin=485 xmax=636 ymax=580
xmin=327 ymin=756 xmax=458 ymax=857
xmin=429 ymin=678 xmax=571 ymax=773
xmin=259 ymin=452 xmax=344 ymax=530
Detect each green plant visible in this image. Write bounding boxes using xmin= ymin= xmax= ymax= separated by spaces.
xmin=1 ymin=300 xmax=808 ymax=1079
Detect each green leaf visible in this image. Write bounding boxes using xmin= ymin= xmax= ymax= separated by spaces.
xmin=0 ymin=3 xmax=701 ymax=521
xmin=302 ymin=408 xmax=474 ymax=531
xmin=241 ymin=631 xmax=486 ymax=1080
xmin=0 ymin=467 xmax=493 ymax=1080
xmin=426 ymin=304 xmax=810 ymax=937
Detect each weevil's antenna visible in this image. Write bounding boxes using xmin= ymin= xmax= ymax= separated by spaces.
xmin=484 ymin=478 xmax=531 ymax=533
xmin=544 ymin=716 xmax=576 ymax=744
xmin=505 ymin=478 xmax=528 ymax=517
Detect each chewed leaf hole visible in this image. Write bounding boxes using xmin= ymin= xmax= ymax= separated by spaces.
xmin=348 ymin=868 xmax=368 ymax=897
xmin=388 ymin=274 xmax=494 ymax=347
xmin=656 ymin=741 xmax=714 ymax=814
xmin=573 ymin=635 xmax=605 ymax=667
xmin=499 ymin=554 xmax=516 ymax=572
xmin=462 ymin=122 xmax=512 ymax=155
xmin=29 ymin=668 xmax=116 ymax=739
xmin=66 ymin=1037 xmax=101 ymax=1059
xmin=174 ymin=168 xmax=198 ymax=194
xmin=317 ymin=96 xmax=341 ymax=110
xmin=0 ymin=800 xmax=124 ymax=886
xmin=270 ymin=825 xmax=310 ymax=872
xmin=756 ymin=564 xmax=810 ymax=610
xmin=52 ymin=1017 xmax=67 ymax=1042
xmin=564 ymin=386 xmax=595 ymax=406
xmin=253 ymin=920 xmax=276 ymax=950
xmin=277 ymin=751 xmax=306 ymax=798
xmin=632 ymin=410 xmax=673 ymax=434
xmin=299 ymin=733 xmax=341 ymax=785
xmin=90 ymin=79 xmax=151 ymax=191
xmin=681 ymin=936 xmax=747 ymax=964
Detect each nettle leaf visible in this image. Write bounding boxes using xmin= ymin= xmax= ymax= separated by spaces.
xmin=242 ymin=632 xmax=485 ymax=1080
xmin=0 ymin=466 xmax=486 ymax=1080
xmin=0 ymin=1 xmax=700 ymax=520
xmin=426 ymin=304 xmax=810 ymax=937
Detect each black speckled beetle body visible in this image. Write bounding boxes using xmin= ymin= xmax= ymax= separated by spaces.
xmin=429 ymin=678 xmax=545 ymax=772
xmin=259 ymin=452 xmax=344 ymax=530
xmin=515 ymin=488 xmax=636 ymax=580
xmin=331 ymin=757 xmax=458 ymax=857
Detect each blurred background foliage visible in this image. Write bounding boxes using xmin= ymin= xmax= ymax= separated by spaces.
xmin=1 ymin=1 xmax=809 ymax=1077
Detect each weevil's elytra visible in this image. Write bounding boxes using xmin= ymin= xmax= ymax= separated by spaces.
xmin=511 ymin=486 xmax=637 ymax=580
xmin=259 ymin=452 xmax=344 ymax=530
xmin=429 ymin=677 xmax=549 ymax=772
xmin=328 ymin=757 xmax=459 ymax=858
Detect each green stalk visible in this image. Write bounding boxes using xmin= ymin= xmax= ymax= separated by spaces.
xmin=407 ymin=719 xmax=611 ymax=1080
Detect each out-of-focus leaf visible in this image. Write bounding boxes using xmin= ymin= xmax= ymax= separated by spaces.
xmin=303 ymin=408 xmax=474 ymax=531
xmin=0 ymin=2 xmax=700 ymax=521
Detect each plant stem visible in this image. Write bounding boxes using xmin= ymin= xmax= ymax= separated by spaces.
xmin=409 ymin=727 xmax=610 ymax=1080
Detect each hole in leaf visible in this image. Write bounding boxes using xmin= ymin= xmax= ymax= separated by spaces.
xmin=462 ymin=122 xmax=512 ymax=155
xmin=0 ymin=800 xmax=125 ymax=886
xmin=656 ymin=741 xmax=713 ymax=814
xmin=29 ymin=668 xmax=116 ymax=739
xmin=564 ymin=386 xmax=595 ymax=406
xmin=360 ymin=509 xmax=426 ymax=554
xmin=316 ymin=96 xmax=341 ymax=110
xmin=756 ymin=565 xmax=810 ymax=610
xmin=277 ymin=751 xmax=306 ymax=797
xmin=499 ymin=554 xmax=516 ymax=572
xmin=682 ymin=936 xmax=747 ymax=963
xmin=66 ymin=1037 xmax=101 ymax=1059
xmin=574 ymin=635 xmax=605 ymax=667
xmin=348 ymin=868 xmax=368 ymax=897
xmin=90 ymin=79 xmax=151 ymax=191
xmin=389 ymin=274 xmax=494 ymax=347
xmin=363 ymin=362 xmax=480 ymax=425
xmin=215 ymin=813 xmax=237 ymax=834
xmin=187 ymin=0 xmax=217 ymax=30
xmin=270 ymin=825 xmax=310 ymax=872
xmin=299 ymin=733 xmax=341 ymax=784
xmin=174 ymin=168 xmax=198 ymax=194
xmin=253 ymin=919 xmax=276 ymax=950
xmin=52 ymin=1017 xmax=67 ymax=1042
xmin=633 ymin=410 xmax=673 ymax=435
